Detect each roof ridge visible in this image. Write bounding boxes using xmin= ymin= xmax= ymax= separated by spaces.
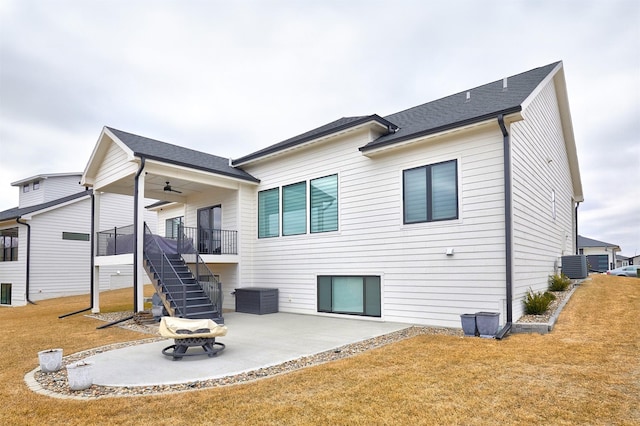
xmin=384 ymin=61 xmax=561 ymax=121
xmin=106 ymin=127 xmax=231 ymax=161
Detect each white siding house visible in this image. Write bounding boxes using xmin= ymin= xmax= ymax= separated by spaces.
xmin=12 ymin=172 xmax=86 ymax=208
xmin=577 ymin=235 xmax=621 ymax=272
xmin=0 ymin=173 xmax=156 ymax=306
xmin=80 ymin=61 xmax=583 ymax=332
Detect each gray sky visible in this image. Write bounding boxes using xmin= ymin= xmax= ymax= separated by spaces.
xmin=1 ymin=0 xmax=639 ymax=256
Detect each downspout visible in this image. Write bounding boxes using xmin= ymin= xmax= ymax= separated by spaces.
xmin=99 ymin=163 xmax=145 ymax=329
xmin=59 ymin=189 xmax=94 ymax=318
xmin=575 ymin=202 xmax=580 ymax=255
xmin=90 ymin=190 xmax=95 ymax=308
xmin=16 ymin=217 xmax=35 ymax=304
xmin=133 ymin=157 xmax=145 ymax=313
xmin=495 ymin=114 xmax=512 ymax=340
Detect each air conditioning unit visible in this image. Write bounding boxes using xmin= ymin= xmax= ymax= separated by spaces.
xmin=561 ymin=255 xmax=588 ymax=279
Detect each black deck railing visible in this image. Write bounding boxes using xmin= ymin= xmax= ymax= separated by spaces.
xmin=96 ymin=225 xmax=134 ymax=256
xmin=96 ymin=224 xmax=237 ymax=256
xmin=177 ymin=225 xmax=237 ymax=255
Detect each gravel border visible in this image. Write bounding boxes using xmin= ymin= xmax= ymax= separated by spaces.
xmin=25 ymin=319 xmax=462 ymax=400
xmin=26 ymin=283 xmax=580 ymax=400
xmin=512 ymin=279 xmax=582 ymax=330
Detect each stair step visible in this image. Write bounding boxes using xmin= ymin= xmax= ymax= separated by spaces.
xmin=144 ymin=245 xmax=222 ymax=323
xmin=168 ymin=296 xmax=210 ymax=303
xmin=133 ymin=311 xmax=157 ymax=325
xmin=163 ymin=286 xmax=203 ymax=291
xmin=161 ymin=279 xmax=198 ymax=285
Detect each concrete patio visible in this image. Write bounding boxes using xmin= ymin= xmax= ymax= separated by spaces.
xmin=86 ymin=312 xmax=411 ymax=387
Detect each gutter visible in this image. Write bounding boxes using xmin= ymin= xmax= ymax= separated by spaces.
xmin=137 ymin=152 xmax=260 ymax=183
xmin=360 ymin=107 xmax=523 ymax=154
xmin=496 ymin=114 xmax=513 ymax=340
xmin=15 ymin=217 xmax=35 ymax=304
xmin=233 ymin=115 xmax=397 ymax=166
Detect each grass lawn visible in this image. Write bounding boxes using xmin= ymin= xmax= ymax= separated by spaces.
xmin=0 ymin=274 xmax=638 ymax=425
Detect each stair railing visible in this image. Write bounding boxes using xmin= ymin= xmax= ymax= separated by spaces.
xmin=144 ymin=224 xmax=187 ymax=317
xmin=194 ymin=255 xmax=223 ymax=317
xmin=178 ymin=224 xmax=223 ymax=316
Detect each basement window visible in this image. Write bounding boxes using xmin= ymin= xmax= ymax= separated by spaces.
xmin=1 ymin=283 xmax=11 ymax=305
xmin=317 ymin=275 xmax=381 ymax=317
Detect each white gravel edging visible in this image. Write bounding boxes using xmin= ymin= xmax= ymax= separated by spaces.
xmin=26 ymin=325 xmax=462 ymax=400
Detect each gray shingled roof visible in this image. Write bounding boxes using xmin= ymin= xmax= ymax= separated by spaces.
xmin=106 ymin=127 xmax=259 ymax=183
xmin=231 ymin=62 xmax=561 ymax=163
xmin=232 ymin=115 xmax=396 ymax=165
xmin=0 ymin=190 xmax=91 ymax=222
xmin=364 ymin=62 xmax=560 ymax=151
xmin=578 ymin=235 xmax=620 ymax=249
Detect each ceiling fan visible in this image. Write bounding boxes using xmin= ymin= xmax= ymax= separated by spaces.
xmin=163 ymin=181 xmax=182 ymax=194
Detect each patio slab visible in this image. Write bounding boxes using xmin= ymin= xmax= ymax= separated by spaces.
xmin=87 ymin=312 xmax=410 ymax=387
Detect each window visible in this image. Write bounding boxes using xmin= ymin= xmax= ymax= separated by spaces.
xmin=62 ymin=232 xmax=90 ymax=241
xmin=165 ymin=216 xmax=184 ymax=239
xmin=311 ymin=174 xmax=338 ymax=233
xmin=258 ymin=188 xmax=279 ymax=238
xmin=22 ymin=184 xmax=29 ymax=193
xmin=403 ymin=160 xmax=458 ymax=223
xmin=259 ymin=173 xmax=338 ymax=238
xmin=1 ymin=283 xmax=11 ymax=305
xmin=283 ymin=182 xmax=306 ymax=236
xmin=0 ymin=228 xmax=18 ymax=262
xmin=317 ymin=275 xmax=381 ymax=317
xmin=33 ymin=181 xmax=40 ymax=190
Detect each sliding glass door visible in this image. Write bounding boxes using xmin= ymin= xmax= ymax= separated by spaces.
xmin=197 ymin=205 xmax=221 ymax=254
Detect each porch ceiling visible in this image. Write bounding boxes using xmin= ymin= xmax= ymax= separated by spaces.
xmin=98 ymin=161 xmax=250 ymax=203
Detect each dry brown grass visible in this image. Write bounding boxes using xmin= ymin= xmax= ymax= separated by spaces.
xmin=1 ymin=275 xmax=638 ymax=425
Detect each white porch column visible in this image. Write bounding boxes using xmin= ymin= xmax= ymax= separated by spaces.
xmin=135 ymin=172 xmax=146 ymax=312
xmin=236 ymin=184 xmax=244 ymax=287
xmin=92 ymin=191 xmax=101 ymax=313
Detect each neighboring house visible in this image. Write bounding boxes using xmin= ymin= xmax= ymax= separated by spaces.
xmin=577 ymin=235 xmax=620 ymax=272
xmin=0 ymin=173 xmax=155 ymax=306
xmin=81 ymin=61 xmax=583 ymax=330
xmin=616 ymin=255 xmax=630 ymax=268
xmin=628 ymin=254 xmax=640 ymax=266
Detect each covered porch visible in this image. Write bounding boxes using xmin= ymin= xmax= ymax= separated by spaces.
xmin=81 ymin=127 xmax=259 ymax=315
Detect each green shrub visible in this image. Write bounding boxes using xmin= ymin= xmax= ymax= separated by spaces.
xmin=523 ymin=289 xmax=556 ymax=315
xmin=548 ymin=273 xmax=571 ymax=292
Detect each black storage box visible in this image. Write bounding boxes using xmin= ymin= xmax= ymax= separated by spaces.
xmin=235 ymin=287 xmax=279 ymax=315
